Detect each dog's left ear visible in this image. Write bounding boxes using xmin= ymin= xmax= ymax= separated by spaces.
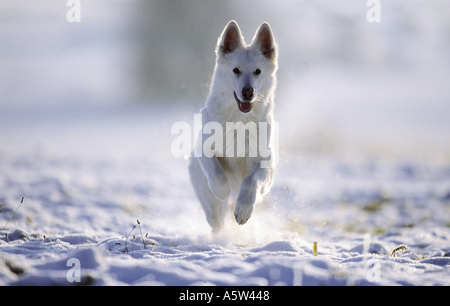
xmin=253 ymin=23 xmax=276 ymax=61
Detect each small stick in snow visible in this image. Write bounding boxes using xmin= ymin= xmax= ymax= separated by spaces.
xmin=313 ymin=242 xmax=318 ymax=256
xmin=137 ymin=219 xmax=146 ymax=249
xmin=0 ymin=197 xmax=25 ymax=235
xmin=122 ymin=224 xmax=137 ymax=254
xmin=390 ymin=245 xmax=408 ymax=257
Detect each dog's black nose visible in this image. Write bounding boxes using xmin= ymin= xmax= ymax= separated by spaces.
xmin=241 ymin=87 xmax=254 ymax=101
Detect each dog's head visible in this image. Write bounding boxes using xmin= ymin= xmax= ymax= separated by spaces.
xmin=215 ymin=21 xmax=278 ymax=114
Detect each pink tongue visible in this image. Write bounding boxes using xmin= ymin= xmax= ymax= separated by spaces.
xmin=240 ymin=102 xmax=252 ymax=112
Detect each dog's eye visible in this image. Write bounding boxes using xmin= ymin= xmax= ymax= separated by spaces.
xmin=233 ymin=68 xmax=240 ymax=74
xmin=254 ymin=69 xmax=261 ymax=75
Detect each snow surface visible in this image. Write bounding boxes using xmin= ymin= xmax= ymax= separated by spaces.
xmin=0 ymin=106 xmax=449 ymax=286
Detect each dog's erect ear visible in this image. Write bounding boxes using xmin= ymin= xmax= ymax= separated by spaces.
xmin=253 ymin=23 xmax=276 ymax=61
xmin=217 ymin=21 xmax=243 ymax=56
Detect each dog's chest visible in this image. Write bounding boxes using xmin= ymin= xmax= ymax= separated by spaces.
xmin=218 ymin=127 xmax=256 ymax=179
xmin=218 ymin=154 xmax=253 ymax=189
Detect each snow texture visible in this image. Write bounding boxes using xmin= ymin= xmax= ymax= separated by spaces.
xmin=0 ymin=106 xmax=449 ymax=286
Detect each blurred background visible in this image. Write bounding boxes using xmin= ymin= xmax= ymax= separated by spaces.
xmin=1 ymin=0 xmax=450 ymax=161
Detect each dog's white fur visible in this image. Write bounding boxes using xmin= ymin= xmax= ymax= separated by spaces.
xmin=189 ymin=20 xmax=278 ymax=233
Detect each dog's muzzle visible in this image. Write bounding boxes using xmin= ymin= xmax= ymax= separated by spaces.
xmin=234 ymin=91 xmax=253 ymax=113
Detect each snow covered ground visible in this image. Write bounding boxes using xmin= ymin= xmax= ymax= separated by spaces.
xmin=0 ymin=105 xmax=449 ymax=286
xmin=1 ymin=1 xmax=450 ymax=287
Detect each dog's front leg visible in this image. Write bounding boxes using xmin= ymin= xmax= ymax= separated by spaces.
xmin=234 ymin=164 xmax=273 ymax=225
xmin=197 ymin=155 xmax=230 ymax=200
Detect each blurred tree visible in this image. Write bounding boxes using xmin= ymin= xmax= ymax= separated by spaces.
xmin=129 ymin=1 xmax=235 ymax=106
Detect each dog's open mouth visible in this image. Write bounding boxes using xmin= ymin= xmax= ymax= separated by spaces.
xmin=234 ymin=92 xmax=253 ymax=113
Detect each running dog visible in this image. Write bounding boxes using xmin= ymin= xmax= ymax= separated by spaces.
xmin=189 ymin=20 xmax=278 ymax=232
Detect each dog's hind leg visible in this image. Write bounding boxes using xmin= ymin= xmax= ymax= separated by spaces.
xmin=189 ymin=158 xmax=228 ymax=233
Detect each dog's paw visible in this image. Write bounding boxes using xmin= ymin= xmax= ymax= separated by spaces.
xmin=234 ymin=200 xmax=254 ymax=225
xmin=208 ymin=175 xmax=230 ymax=200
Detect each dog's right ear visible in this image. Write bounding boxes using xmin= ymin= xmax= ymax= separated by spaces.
xmin=217 ymin=21 xmax=243 ymax=56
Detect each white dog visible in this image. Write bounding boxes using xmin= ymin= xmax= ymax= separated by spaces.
xmin=189 ymin=20 xmax=278 ymax=233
